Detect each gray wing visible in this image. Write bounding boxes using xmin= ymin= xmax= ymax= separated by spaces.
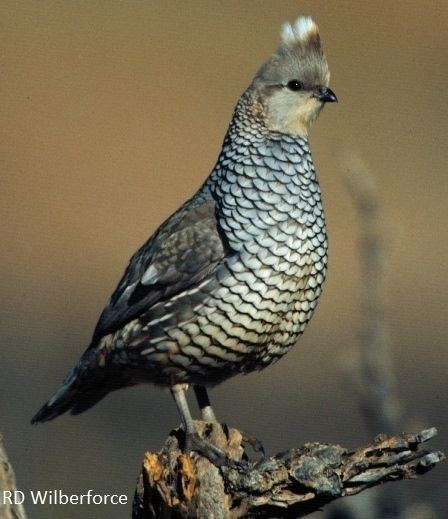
xmin=92 ymin=194 xmax=232 ymax=341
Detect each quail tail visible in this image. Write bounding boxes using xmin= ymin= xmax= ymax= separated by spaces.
xmin=31 ymin=367 xmax=81 ymax=423
xmin=31 ymin=348 xmax=127 ymax=423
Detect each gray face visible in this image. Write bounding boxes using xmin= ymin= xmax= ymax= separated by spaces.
xmin=251 ymin=21 xmax=332 ymax=136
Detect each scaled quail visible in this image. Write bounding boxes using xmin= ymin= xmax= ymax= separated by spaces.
xmin=32 ymin=16 xmax=337 ymax=459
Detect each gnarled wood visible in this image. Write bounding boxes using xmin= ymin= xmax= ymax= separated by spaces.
xmin=132 ymin=423 xmax=444 ymax=518
xmin=0 ymin=434 xmax=27 ymax=519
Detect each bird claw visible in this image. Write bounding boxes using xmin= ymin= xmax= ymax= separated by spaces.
xmin=240 ymin=430 xmax=266 ymax=460
xmin=186 ymin=432 xmax=247 ymax=471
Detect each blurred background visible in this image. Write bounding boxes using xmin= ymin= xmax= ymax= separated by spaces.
xmin=1 ymin=1 xmax=447 ymax=518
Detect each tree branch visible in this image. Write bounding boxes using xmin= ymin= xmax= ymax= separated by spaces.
xmin=132 ymin=423 xmax=444 ymax=519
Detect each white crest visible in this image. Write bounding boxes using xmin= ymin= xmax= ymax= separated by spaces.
xmin=281 ymin=16 xmax=318 ymax=45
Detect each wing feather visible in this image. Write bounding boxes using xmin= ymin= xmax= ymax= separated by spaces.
xmin=92 ymin=194 xmax=230 ymax=340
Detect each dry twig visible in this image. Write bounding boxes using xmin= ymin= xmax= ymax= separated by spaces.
xmin=344 ymin=163 xmax=403 ymax=435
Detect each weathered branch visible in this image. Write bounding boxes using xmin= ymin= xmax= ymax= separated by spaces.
xmin=0 ymin=434 xmax=27 ymax=519
xmin=132 ymin=423 xmax=444 ymax=519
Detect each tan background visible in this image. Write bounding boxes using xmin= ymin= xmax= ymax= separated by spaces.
xmin=1 ymin=1 xmax=447 ymax=517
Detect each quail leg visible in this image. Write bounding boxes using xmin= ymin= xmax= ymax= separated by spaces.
xmin=171 ymin=384 xmax=243 ymax=468
xmin=193 ymin=384 xmax=265 ymax=459
xmin=193 ymin=385 xmax=217 ymax=422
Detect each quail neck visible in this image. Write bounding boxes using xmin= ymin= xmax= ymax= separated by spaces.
xmin=206 ymin=87 xmax=327 ymax=260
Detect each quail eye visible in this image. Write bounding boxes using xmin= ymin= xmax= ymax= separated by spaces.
xmin=286 ymin=80 xmax=304 ymax=91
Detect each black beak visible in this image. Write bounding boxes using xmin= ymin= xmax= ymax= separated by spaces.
xmin=313 ymin=86 xmax=338 ymax=103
